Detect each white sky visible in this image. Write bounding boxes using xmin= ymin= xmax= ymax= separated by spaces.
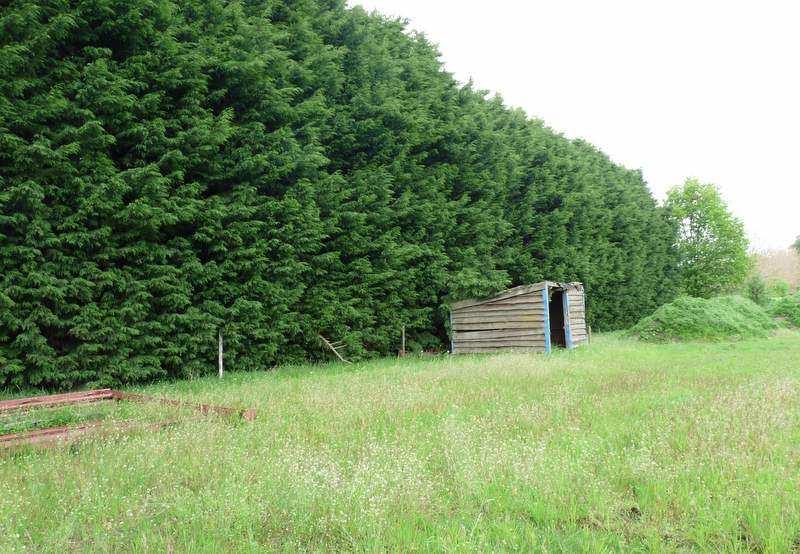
xmin=348 ymin=0 xmax=799 ymax=251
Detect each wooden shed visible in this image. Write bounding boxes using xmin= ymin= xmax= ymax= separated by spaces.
xmin=449 ymin=282 xmax=588 ymax=354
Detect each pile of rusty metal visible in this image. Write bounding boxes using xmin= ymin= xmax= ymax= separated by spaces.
xmin=0 ymin=389 xmax=255 ymax=450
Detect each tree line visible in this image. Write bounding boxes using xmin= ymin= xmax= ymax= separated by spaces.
xmin=1 ymin=0 xmax=682 ymax=388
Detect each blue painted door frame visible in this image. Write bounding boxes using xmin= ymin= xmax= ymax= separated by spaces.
xmin=562 ymin=291 xmax=573 ymax=349
xmin=542 ymin=287 xmax=552 ymax=353
xmin=543 ymin=286 xmax=573 ymax=353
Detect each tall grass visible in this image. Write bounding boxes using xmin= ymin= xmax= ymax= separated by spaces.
xmin=1 ymin=333 xmax=800 ymax=551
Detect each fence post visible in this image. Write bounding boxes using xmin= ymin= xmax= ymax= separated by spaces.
xmin=218 ymin=330 xmax=224 ymax=378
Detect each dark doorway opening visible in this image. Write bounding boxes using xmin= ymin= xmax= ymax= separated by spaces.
xmin=549 ymin=289 xmax=566 ymax=348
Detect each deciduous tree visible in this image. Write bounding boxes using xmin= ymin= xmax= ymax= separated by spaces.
xmin=665 ymin=179 xmax=749 ymax=297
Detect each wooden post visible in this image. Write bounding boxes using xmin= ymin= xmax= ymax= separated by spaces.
xmin=318 ymin=334 xmax=351 ymax=364
xmin=218 ymin=330 xmax=224 ymax=379
xmin=400 ymin=325 xmax=406 ymax=357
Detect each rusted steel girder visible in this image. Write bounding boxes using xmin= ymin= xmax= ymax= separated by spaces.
xmin=0 ymin=389 xmax=256 ymax=450
xmin=112 ymin=391 xmax=256 ymax=421
xmin=0 ymin=389 xmax=116 ymax=413
xmin=0 ymin=419 xmax=179 ymax=449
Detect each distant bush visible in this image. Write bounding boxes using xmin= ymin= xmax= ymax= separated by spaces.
xmin=745 ymin=274 xmax=768 ymax=306
xmin=630 ymin=296 xmax=776 ymax=342
xmin=766 ymin=279 xmax=792 ymax=298
xmin=769 ymin=294 xmax=800 ymax=327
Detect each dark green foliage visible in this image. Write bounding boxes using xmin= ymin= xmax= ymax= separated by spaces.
xmin=0 ymin=0 xmax=679 ymax=388
xmin=629 ymin=296 xmax=776 ymax=342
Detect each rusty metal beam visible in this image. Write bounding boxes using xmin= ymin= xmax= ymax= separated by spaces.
xmin=112 ymin=391 xmax=256 ymax=421
xmin=0 ymin=389 xmax=115 ymax=413
xmin=0 ymin=419 xmax=179 ymax=449
xmin=0 ymin=389 xmax=256 ymax=450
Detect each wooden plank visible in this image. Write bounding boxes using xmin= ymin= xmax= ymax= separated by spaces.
xmin=452 ymin=321 xmax=546 ymax=331
xmin=453 ymin=302 xmax=544 ymax=316
xmin=318 ymin=334 xmax=351 ymax=364
xmin=456 ymin=339 xmax=545 ymax=344
xmin=455 ymin=336 xmax=548 ymax=344
xmin=454 ymin=310 xmax=545 ymax=321
xmin=454 ymin=329 xmax=544 ymax=340
xmin=466 ymin=305 xmax=543 ymax=314
xmin=450 ymin=283 xmax=548 ymax=310
xmin=484 ymin=295 xmax=544 ymax=307
xmin=454 ymin=309 xmax=545 ymax=320
xmin=452 ymin=311 xmax=543 ymax=323
xmin=454 ymin=346 xmax=545 ymax=354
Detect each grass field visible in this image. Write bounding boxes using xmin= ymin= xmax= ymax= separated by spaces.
xmin=2 ymin=332 xmax=800 ymax=552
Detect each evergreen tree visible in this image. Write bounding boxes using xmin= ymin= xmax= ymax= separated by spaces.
xmin=1 ymin=0 xmax=680 ymax=388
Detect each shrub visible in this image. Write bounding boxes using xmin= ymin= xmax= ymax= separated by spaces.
xmin=766 ymin=279 xmax=792 ymax=298
xmin=629 ymin=296 xmax=776 ymax=342
xmin=769 ymin=294 xmax=800 ymax=327
xmin=745 ymin=274 xmax=768 ymax=306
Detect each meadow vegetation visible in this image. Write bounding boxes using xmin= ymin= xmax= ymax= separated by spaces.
xmin=2 ymin=333 xmax=800 ymax=551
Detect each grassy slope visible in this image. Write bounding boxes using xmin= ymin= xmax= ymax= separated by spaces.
xmin=2 ymin=333 xmax=800 ymax=552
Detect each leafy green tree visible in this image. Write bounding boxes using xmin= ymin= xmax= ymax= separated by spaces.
xmin=665 ymin=179 xmax=749 ymax=297
xmin=793 ymin=236 xmax=800 ymax=253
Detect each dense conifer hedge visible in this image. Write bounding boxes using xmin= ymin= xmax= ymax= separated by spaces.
xmin=0 ymin=0 xmax=679 ymax=387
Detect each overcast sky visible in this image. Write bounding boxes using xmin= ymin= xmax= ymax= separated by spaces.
xmin=348 ymin=0 xmax=799 ymax=251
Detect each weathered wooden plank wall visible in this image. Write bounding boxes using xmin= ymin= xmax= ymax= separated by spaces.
xmin=450 ymin=281 xmax=587 ymax=354
xmin=451 ymin=286 xmax=548 ymax=353
xmin=566 ymin=285 xmax=588 ymax=345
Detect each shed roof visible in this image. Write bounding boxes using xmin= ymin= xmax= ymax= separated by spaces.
xmin=450 ymin=281 xmax=582 ymax=311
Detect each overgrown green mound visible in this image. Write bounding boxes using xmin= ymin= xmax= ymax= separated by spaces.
xmin=630 ymin=296 xmax=776 ymax=342
xmin=769 ymin=294 xmax=800 ymax=326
